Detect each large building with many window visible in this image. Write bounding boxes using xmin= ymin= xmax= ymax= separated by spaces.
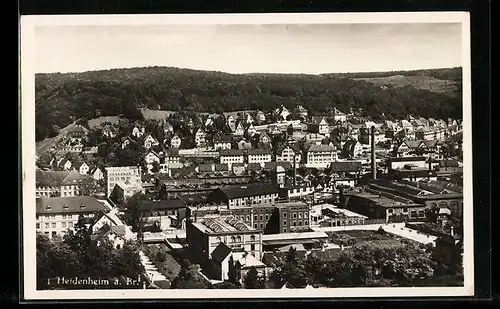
xmin=209 ymin=183 xmax=280 ymax=207
xmin=306 ymin=144 xmax=337 ymax=168
xmin=36 ymin=196 xmax=109 ymax=239
xmin=36 ymin=169 xmax=86 ymax=197
xmin=186 ymin=215 xmax=263 ymax=262
xmin=105 ymin=166 xmax=143 ymax=199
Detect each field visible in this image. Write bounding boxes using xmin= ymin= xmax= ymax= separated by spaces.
xmin=35 ymin=121 xmax=77 ymax=154
xmin=354 ymin=75 xmax=460 ymax=94
xmin=88 ymin=116 xmax=120 ymax=128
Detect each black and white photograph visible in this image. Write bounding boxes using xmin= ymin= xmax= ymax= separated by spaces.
xmin=21 ymin=13 xmax=473 ymax=300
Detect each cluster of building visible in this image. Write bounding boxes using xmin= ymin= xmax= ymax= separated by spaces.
xmin=35 ymin=104 xmax=464 ymax=288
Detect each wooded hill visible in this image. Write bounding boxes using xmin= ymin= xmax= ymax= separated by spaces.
xmin=35 ymin=66 xmax=462 ymax=142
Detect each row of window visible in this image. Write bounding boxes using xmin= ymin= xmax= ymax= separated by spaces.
xmin=37 ymin=221 xmax=74 ymax=229
xmin=283 ymin=212 xmax=308 ymax=219
xmin=283 ymin=220 xmax=308 ymax=226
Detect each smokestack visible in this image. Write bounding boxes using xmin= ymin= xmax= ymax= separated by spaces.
xmin=293 ymin=151 xmax=297 ymax=186
xmin=371 ymin=126 xmax=377 ymax=180
xmin=428 ymin=155 xmax=432 ymax=172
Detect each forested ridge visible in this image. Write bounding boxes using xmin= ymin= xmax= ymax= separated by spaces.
xmin=35 ymin=66 xmax=462 ymax=142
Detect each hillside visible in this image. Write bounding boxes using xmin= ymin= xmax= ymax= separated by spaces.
xmin=35 ymin=66 xmax=463 ymax=142
xmin=353 ymin=75 xmax=461 ymax=94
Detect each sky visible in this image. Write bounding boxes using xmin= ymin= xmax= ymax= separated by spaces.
xmin=34 ymin=23 xmax=462 ymax=74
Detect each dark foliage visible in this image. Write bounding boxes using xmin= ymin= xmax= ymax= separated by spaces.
xmin=35 ymin=67 xmax=462 ymax=141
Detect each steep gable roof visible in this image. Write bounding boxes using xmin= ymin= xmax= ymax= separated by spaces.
xmin=211 ymin=242 xmax=232 ymax=263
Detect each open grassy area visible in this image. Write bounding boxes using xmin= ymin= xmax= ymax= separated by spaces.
xmin=327 ymin=229 xmax=394 ymax=243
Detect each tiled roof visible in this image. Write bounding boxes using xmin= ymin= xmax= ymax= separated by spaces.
xmin=308 ymin=144 xmax=336 ymax=152
xmin=36 ymin=170 xmax=86 ymax=187
xmin=215 ymin=135 xmax=233 ymax=143
xmin=218 ymin=183 xmax=280 ymax=199
xmin=220 ymin=149 xmax=245 ymax=156
xmin=215 ymin=164 xmax=229 ymax=171
xmin=247 ymin=163 xmax=263 ymax=171
xmin=138 ymin=199 xmax=186 ymax=211
xmin=211 ymin=242 xmax=233 ymax=264
xmin=263 ymin=162 xmax=292 ymax=171
xmin=198 ymin=164 xmax=214 ymax=172
xmin=329 ymin=161 xmax=362 ymax=173
xmin=36 ymin=196 xmax=107 ymax=214
xmin=277 ymin=143 xmax=300 ymax=154
xmin=247 ymin=148 xmax=272 ymax=155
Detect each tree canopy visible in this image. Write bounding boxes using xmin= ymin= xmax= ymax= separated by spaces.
xmin=35 ymin=66 xmax=462 ymax=141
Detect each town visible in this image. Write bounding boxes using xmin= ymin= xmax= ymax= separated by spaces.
xmin=35 ymin=105 xmax=464 ymax=289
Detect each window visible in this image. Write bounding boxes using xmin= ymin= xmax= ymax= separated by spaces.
xmin=299 ymin=213 xmax=303 ymax=219
xmin=62 ymin=222 xmax=67 ymax=228
xmin=292 ymin=221 xmax=296 ymax=226
xmin=237 ymin=236 xmax=242 ymax=242
xmin=68 ymin=222 xmax=73 ymax=228
xmin=403 ymin=208 xmax=408 ymax=213
xmin=251 ymin=235 xmax=256 ymax=241
xmin=45 ymin=223 xmax=49 ymax=229
xmin=283 ymin=213 xmax=287 ymax=218
xmin=253 ymin=224 xmax=257 ymax=228
xmin=44 ymin=232 xmax=49 ymax=235
xmin=246 ymin=215 xmax=250 ymax=221
xmin=265 ymin=214 xmax=269 ymax=221
xmin=283 ymin=228 xmax=287 ymax=233
xmin=254 ymin=215 xmax=258 ymax=221
xmin=250 ymin=244 xmax=255 ymax=251
xmin=304 ymin=220 xmax=308 ymax=226
xmin=62 ymin=215 xmax=67 ymax=219
xmin=259 ymin=215 xmax=263 ymax=221
xmin=51 ymin=222 xmax=56 ymax=228
xmin=51 ymin=231 xmax=57 ymax=238
xmin=283 ymin=220 xmax=287 ymax=226
xmin=36 ymin=223 xmax=40 ymax=229
xmin=388 ymin=209 xmax=393 ymax=214
xmin=293 ymin=213 xmax=297 ymax=219
xmin=298 ymin=221 xmax=302 ymax=226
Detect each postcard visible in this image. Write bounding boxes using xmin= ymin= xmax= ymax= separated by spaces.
xmin=20 ymin=12 xmax=473 ymax=300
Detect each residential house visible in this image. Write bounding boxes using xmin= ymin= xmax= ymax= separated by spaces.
xmin=308 ymin=117 xmax=330 ymax=136
xmin=36 ymin=169 xmax=86 ymax=197
xmin=396 ymin=140 xmax=423 ymax=157
xmin=246 ymin=123 xmax=257 ymax=137
xmin=144 ymin=150 xmax=161 ymax=174
xmin=306 ymin=144 xmax=337 ymax=169
xmin=163 ymin=121 xmax=174 ymax=135
xmin=214 ymin=135 xmax=232 ymax=151
xmin=205 ymin=117 xmax=214 ymax=128
xmin=268 ymin=124 xmax=281 ymax=135
xmin=76 ymin=162 xmax=90 ymax=175
xmin=256 ymin=111 xmax=266 ymax=122
xmin=57 ymin=158 xmax=72 ymax=171
xmin=245 ymin=113 xmax=254 ymax=124
xmin=170 ymin=134 xmax=182 ymax=148
xmin=93 ymin=224 xmax=127 ymax=250
xmin=247 ymin=148 xmax=272 ymax=164
xmin=258 ymin=132 xmax=271 ymax=145
xmin=90 ymin=167 xmax=104 ymax=181
xmin=343 ymin=139 xmax=364 ymax=158
xmin=143 ymin=134 xmax=159 ymax=149
xmin=400 ymin=120 xmax=415 ymax=139
xmin=415 ymin=127 xmax=436 ymax=141
xmin=195 ymin=128 xmax=207 ymax=147
xmin=132 ymin=125 xmax=145 ymax=138
xmin=36 ymin=196 xmax=108 ymax=239
xmin=220 ymin=149 xmax=245 ymax=165
xmin=121 ymin=137 xmax=135 ymax=149
xmin=234 ymin=121 xmax=245 ymax=136
xmin=332 ymin=107 xmax=347 ymax=123
xmin=68 ymin=125 xmax=88 ymax=142
xmin=294 ymin=105 xmax=309 ymax=119
xmin=227 ymin=115 xmax=236 ymax=132
xmin=276 ymin=143 xmax=301 ymax=164
xmin=237 ymin=138 xmax=252 ymax=150
xmin=102 ymin=124 xmax=117 ymax=138
xmin=274 ymin=105 xmax=290 ymax=121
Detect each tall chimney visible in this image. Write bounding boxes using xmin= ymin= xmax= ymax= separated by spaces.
xmin=371 ymin=126 xmax=377 ymax=180
xmin=293 ymin=150 xmax=297 ymax=186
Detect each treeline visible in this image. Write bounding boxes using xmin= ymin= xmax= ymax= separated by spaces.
xmin=35 ymin=66 xmax=462 ymax=141
xmin=331 ymin=67 xmax=463 ymax=81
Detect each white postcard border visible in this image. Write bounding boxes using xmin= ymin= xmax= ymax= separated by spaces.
xmin=21 ymin=12 xmax=474 ymax=300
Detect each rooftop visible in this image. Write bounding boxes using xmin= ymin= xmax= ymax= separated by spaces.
xmin=36 ymin=169 xmax=86 ymax=187
xmin=219 ymin=149 xmax=245 ymax=156
xmin=36 ymin=196 xmax=108 ymax=214
xmin=308 ymin=144 xmax=336 ymax=152
xmin=138 ymin=199 xmax=186 ymax=211
xmin=191 ymin=216 xmax=258 ymax=234
xmin=347 ymin=192 xmax=422 ymax=208
xmin=216 ymin=183 xmax=281 ymax=199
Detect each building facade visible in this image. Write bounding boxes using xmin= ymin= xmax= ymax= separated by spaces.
xmin=105 ymin=166 xmax=143 ymax=199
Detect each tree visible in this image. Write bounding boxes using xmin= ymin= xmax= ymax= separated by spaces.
xmin=78 ymin=176 xmax=101 ymax=196
xmin=171 ymin=264 xmax=210 ymax=289
xmin=122 ymin=192 xmax=147 ymax=232
xmin=243 ymin=267 xmax=264 ymax=289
